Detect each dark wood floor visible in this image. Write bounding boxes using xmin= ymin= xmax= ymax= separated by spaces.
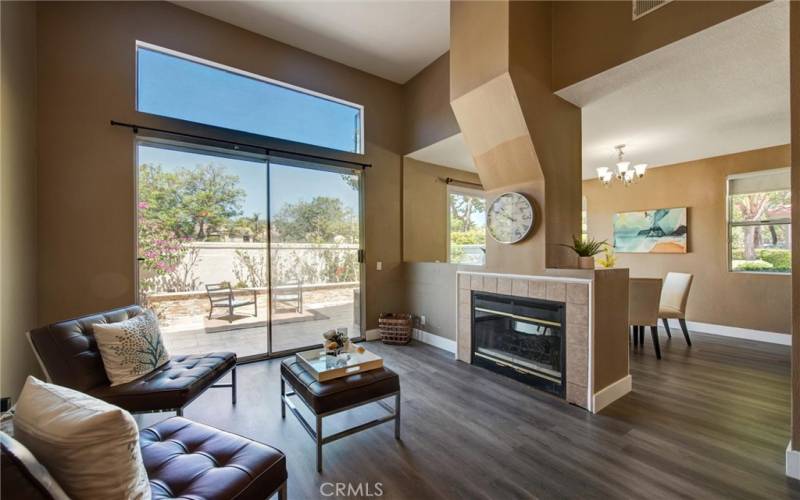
xmin=139 ymin=331 xmax=800 ymax=499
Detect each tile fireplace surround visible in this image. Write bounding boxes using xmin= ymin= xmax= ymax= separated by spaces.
xmin=457 ymin=269 xmax=630 ymax=413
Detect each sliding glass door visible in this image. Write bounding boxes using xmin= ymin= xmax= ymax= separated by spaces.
xmin=269 ymin=160 xmax=363 ymax=354
xmin=136 ymin=141 xmax=269 ymax=358
xmin=136 ymin=140 xmax=364 ymax=360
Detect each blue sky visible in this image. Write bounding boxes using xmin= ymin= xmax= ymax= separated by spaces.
xmin=137 ymin=47 xmax=360 ymax=153
xmin=137 ymin=145 xmax=360 ymax=218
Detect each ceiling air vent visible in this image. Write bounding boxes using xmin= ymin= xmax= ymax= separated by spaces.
xmin=632 ymin=0 xmax=672 ymax=20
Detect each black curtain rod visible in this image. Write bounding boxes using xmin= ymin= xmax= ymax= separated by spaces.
xmin=110 ymin=120 xmax=372 ymax=168
xmin=444 ymin=177 xmax=483 ymax=189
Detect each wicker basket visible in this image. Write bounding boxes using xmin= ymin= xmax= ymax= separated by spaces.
xmin=378 ymin=313 xmax=413 ymax=345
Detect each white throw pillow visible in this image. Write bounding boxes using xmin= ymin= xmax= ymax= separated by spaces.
xmin=13 ymin=376 xmax=151 ymax=500
xmin=93 ymin=310 xmax=170 ymax=386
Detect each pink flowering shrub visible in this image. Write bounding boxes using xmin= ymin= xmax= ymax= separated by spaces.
xmin=138 ymin=203 xmax=199 ymax=294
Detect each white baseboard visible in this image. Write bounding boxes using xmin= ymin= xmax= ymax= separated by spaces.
xmin=365 ymin=327 xmax=457 ymax=355
xmin=412 ymin=328 xmax=457 ymax=354
xmin=592 ymin=375 xmax=632 ymax=413
xmin=666 ymin=319 xmax=790 ymax=346
xmin=787 ymin=443 xmax=800 ymax=479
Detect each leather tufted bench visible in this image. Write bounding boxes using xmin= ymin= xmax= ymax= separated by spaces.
xmin=28 ymin=305 xmax=237 ymax=415
xmin=280 ymin=356 xmax=400 ymax=472
xmin=1 ymin=416 xmax=287 ymax=500
xmin=140 ymin=417 xmax=287 ymax=500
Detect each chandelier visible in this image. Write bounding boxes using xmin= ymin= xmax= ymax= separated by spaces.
xmin=596 ymin=144 xmax=647 ymax=186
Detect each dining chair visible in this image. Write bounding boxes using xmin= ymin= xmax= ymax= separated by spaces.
xmin=658 ymin=272 xmax=694 ymax=346
xmin=629 ymin=278 xmax=663 ymax=359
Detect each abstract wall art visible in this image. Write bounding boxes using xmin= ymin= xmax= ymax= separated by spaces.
xmin=612 ymin=208 xmax=688 ymax=253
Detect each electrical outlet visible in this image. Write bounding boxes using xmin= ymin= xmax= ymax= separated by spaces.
xmin=420 ymin=315 xmax=426 ymax=326
xmin=376 ymin=261 xmax=382 ymax=271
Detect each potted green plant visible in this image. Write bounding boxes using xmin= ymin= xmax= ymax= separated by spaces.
xmin=560 ymin=235 xmax=608 ymax=269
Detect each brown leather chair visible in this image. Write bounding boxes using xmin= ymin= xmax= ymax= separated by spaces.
xmin=141 ymin=417 xmax=286 ymax=499
xmin=27 ymin=305 xmax=236 ymax=415
xmin=2 ymin=417 xmax=288 ymax=499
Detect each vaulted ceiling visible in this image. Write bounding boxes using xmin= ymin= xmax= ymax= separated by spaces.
xmin=176 ymin=1 xmax=789 ymax=180
xmin=173 ymin=0 xmax=450 ymax=83
xmin=557 ymin=1 xmax=790 ymax=178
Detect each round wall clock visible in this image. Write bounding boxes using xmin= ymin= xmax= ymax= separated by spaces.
xmin=487 ymin=192 xmax=535 ymax=244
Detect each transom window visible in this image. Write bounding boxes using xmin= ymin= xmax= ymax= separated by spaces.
xmin=135 ymin=42 xmax=363 ymax=154
xmin=727 ymin=168 xmax=791 ymax=273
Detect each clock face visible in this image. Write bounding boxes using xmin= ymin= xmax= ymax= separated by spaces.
xmin=487 ymin=192 xmax=534 ymax=244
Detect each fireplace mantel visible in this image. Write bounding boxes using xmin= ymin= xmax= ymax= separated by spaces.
xmin=456 ymin=269 xmax=630 ymax=413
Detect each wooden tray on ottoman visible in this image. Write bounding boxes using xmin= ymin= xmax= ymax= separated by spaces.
xmin=295 ymin=346 xmax=383 ymax=382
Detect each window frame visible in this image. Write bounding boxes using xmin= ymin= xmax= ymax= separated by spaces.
xmin=446 ymin=184 xmax=487 ymax=266
xmin=135 ymin=40 xmax=365 ymax=154
xmin=726 ymin=167 xmax=791 ymax=275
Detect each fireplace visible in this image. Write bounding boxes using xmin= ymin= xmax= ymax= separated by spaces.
xmin=471 ymin=291 xmax=566 ymax=397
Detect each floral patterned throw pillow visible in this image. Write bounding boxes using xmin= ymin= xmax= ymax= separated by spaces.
xmin=93 ymin=310 xmax=170 ymax=386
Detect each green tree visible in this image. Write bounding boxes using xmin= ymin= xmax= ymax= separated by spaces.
xmin=731 ymin=190 xmax=790 ymax=259
xmin=182 ymin=164 xmax=246 ymax=239
xmin=271 ymin=196 xmax=357 ymax=243
xmin=341 ymin=174 xmax=359 ymax=191
xmin=138 ymin=163 xmax=245 ymax=240
xmin=448 ymin=192 xmax=486 ymax=264
xmin=450 ymin=193 xmax=485 ymax=232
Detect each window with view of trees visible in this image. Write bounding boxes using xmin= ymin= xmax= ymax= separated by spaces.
xmin=448 ymin=189 xmax=486 ymax=265
xmin=136 ymin=42 xmax=363 ymax=153
xmin=727 ymin=168 xmax=791 ymax=273
xmin=134 ymin=41 xmax=367 ymax=357
xmin=137 ymin=141 xmax=364 ymax=356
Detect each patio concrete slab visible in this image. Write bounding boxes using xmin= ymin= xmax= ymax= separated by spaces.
xmin=160 ymin=302 xmax=359 ymax=358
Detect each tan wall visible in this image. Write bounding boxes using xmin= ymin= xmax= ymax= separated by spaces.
xmin=1 ymin=1 xmax=43 ymax=400
xmin=36 ymin=1 xmax=404 ymax=330
xmin=450 ymin=1 xmax=582 ymax=270
xmin=403 ymin=52 xmax=459 ymax=154
xmin=449 ymin=1 xmax=509 ymax=101
xmin=592 ymin=269 xmax=630 ymax=391
xmin=584 ymin=145 xmax=791 ymax=334
xmin=509 ymin=1 xmax=582 ymax=268
xmin=484 ymin=181 xmax=547 ymax=275
xmin=402 ymin=157 xmax=481 ymax=263
xmin=403 ymin=1 xmax=764 ymax=331
xmin=552 ymin=1 xmax=766 ymax=90
xmin=403 ymin=262 xmax=463 ymax=341
xmin=402 ymin=180 xmax=555 ymax=343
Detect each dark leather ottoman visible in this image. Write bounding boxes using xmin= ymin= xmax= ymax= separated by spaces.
xmin=140 ymin=417 xmax=287 ymax=500
xmin=280 ymin=357 xmax=400 ymax=472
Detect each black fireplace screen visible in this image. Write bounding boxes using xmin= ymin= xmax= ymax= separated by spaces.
xmin=471 ymin=291 xmax=566 ymax=397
